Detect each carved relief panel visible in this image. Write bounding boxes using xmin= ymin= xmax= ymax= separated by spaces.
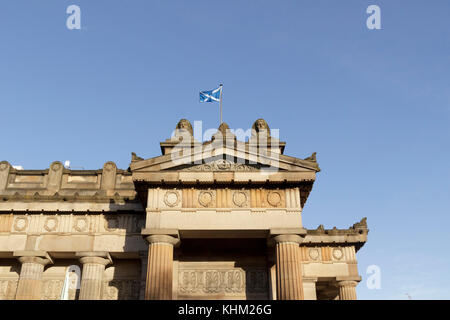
xmin=8 ymin=213 xmax=144 ymax=234
xmin=177 ymin=267 xmax=269 ymax=299
xmin=148 ymin=188 xmax=301 ymax=210
xmin=299 ymin=246 xmax=356 ymax=263
xmin=102 ymin=260 xmax=141 ymax=300
xmin=0 ymin=280 xmax=18 ymax=300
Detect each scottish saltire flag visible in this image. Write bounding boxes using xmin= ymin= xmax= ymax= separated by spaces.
xmin=199 ymin=85 xmax=222 ymax=102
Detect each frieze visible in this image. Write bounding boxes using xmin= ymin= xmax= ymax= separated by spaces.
xmin=153 ymin=188 xmax=298 ymax=209
xmin=178 ymin=269 xmax=268 ymax=295
xmin=8 ymin=213 xmax=144 ymax=234
xmin=181 ymin=160 xmax=260 ymax=172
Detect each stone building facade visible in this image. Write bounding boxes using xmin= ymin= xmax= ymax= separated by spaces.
xmin=0 ymin=119 xmax=368 ymax=300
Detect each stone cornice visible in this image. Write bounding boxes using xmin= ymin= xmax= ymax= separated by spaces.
xmin=301 ymin=218 xmax=369 ymax=251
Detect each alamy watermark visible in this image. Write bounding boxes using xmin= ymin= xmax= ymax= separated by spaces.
xmin=60 ymin=265 xmax=81 ymax=300
xmin=66 ymin=5 xmax=81 ymax=30
xmin=366 ymin=264 xmax=381 ymax=289
xmin=65 ymin=5 xmax=381 ymax=31
xmin=367 ymin=5 xmax=381 ymax=30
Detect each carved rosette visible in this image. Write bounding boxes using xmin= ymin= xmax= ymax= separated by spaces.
xmin=13 ymin=216 xmax=29 ymax=232
xmin=164 ymin=190 xmax=181 ymax=207
xmin=308 ymin=248 xmax=321 ymax=261
xmin=198 ymin=190 xmax=215 ymax=208
xmin=232 ymin=190 xmax=249 ymax=207
xmin=267 ymin=191 xmax=282 ymax=207
xmin=44 ymin=216 xmax=59 ymax=232
xmin=73 ymin=216 xmax=88 ymax=232
xmin=332 ymin=248 xmax=344 ymax=261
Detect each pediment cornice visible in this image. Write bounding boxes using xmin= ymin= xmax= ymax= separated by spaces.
xmin=129 ymin=147 xmax=320 ymax=173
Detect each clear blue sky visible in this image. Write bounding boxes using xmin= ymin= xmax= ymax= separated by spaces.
xmin=1 ymin=0 xmax=449 ymax=299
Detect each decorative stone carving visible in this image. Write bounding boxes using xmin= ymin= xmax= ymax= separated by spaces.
xmin=0 ymin=280 xmax=18 ymax=300
xmin=251 ymin=119 xmax=271 ymax=136
xmin=51 ymin=162 xmax=62 ymax=172
xmin=103 ymin=162 xmax=115 ymax=172
xmin=131 ymin=152 xmax=144 ymax=161
xmin=102 ymin=280 xmax=140 ymax=300
xmin=183 ymin=159 xmax=259 ymax=172
xmin=332 ymin=248 xmax=344 ymax=260
xmin=8 ymin=213 xmax=143 ymax=234
xmin=198 ymin=191 xmax=215 ymax=208
xmin=177 ymin=119 xmax=193 ymax=133
xmin=42 ymin=280 xmax=63 ymax=300
xmin=13 ymin=216 xmax=28 ymax=232
xmin=0 ymin=162 xmax=8 ymax=171
xmin=267 ymin=191 xmax=282 ymax=207
xmin=304 ymin=152 xmax=317 ymax=162
xmin=164 ymin=190 xmax=180 ymax=207
xmin=178 ymin=269 xmax=267 ymax=295
xmin=232 ymin=191 xmax=248 ymax=207
xmin=44 ymin=217 xmax=59 ymax=232
xmin=73 ymin=216 xmax=88 ymax=232
xmin=309 ymin=248 xmax=320 ymax=261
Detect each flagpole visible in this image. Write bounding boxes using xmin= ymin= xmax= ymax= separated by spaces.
xmin=219 ymin=84 xmax=223 ymax=125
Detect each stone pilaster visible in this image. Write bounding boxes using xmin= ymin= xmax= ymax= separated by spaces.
xmin=77 ymin=252 xmax=111 ymax=300
xmin=139 ymin=251 xmax=148 ymax=300
xmin=145 ymin=234 xmax=179 ymax=300
xmin=337 ymin=280 xmax=358 ymax=300
xmin=14 ymin=251 xmax=52 ymax=300
xmin=303 ymin=277 xmax=318 ymax=300
xmin=272 ymin=234 xmax=304 ymax=300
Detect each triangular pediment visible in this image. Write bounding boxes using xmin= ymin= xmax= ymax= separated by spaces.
xmin=130 ymin=146 xmax=319 ymax=173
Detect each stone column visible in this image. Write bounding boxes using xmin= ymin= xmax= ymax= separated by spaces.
xmin=273 ymin=234 xmax=304 ymax=300
xmin=77 ymin=252 xmax=111 ymax=300
xmin=337 ymin=280 xmax=358 ymax=300
xmin=145 ymin=234 xmax=179 ymax=300
xmin=14 ymin=251 xmax=52 ymax=300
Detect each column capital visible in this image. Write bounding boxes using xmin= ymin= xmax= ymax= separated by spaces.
xmin=14 ymin=251 xmax=53 ymax=266
xmin=268 ymin=234 xmax=304 ymax=247
xmin=145 ymin=234 xmax=180 ymax=247
xmin=18 ymin=256 xmax=52 ymax=266
xmin=76 ymin=251 xmax=112 ymax=265
xmin=336 ymin=280 xmax=358 ymax=288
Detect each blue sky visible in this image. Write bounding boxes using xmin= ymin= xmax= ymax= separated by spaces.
xmin=1 ymin=0 xmax=449 ymax=299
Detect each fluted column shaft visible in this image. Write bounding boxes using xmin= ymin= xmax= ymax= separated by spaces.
xmin=15 ymin=256 xmax=51 ymax=300
xmin=338 ymin=280 xmax=358 ymax=300
xmin=274 ymin=235 xmax=304 ymax=300
xmin=145 ymin=235 xmax=179 ymax=300
xmin=78 ymin=256 xmax=110 ymax=300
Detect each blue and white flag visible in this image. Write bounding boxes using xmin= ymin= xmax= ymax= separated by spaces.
xmin=199 ymin=85 xmax=222 ymax=103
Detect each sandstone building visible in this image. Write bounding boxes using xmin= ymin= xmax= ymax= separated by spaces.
xmin=0 ymin=119 xmax=368 ymax=300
